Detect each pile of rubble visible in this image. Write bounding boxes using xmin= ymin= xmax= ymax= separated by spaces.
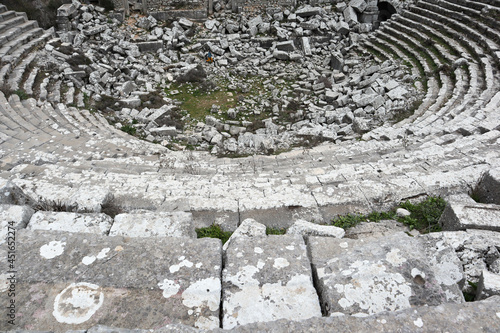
xmin=41 ymin=0 xmax=420 ymax=155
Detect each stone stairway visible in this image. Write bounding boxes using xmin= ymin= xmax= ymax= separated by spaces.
xmin=1 ymin=1 xmax=500 ymax=331
xmin=360 ymin=0 xmax=500 ymax=141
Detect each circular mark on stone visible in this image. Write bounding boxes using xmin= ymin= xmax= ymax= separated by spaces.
xmin=53 ymin=282 xmax=104 ymax=324
xmin=40 ymin=241 xmax=66 ymax=259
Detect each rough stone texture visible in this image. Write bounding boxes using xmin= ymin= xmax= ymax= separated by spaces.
xmin=0 ymin=204 xmax=34 ymax=244
xmin=213 ymin=296 xmax=500 ymax=332
xmin=109 ymin=211 xmax=195 ymax=238
xmin=344 ymin=220 xmax=409 ymax=239
xmin=222 ymin=218 xmax=266 ymax=251
xmin=222 ymin=235 xmax=321 ymax=329
xmin=286 ymin=219 xmax=345 ymax=238
xmin=423 ymin=230 xmax=500 ymax=294
xmin=0 ymin=179 xmax=37 ymax=207
xmin=0 ymin=229 xmax=222 ymax=331
xmin=27 ymin=211 xmax=113 ymax=235
xmin=476 ymin=169 xmax=500 ymax=205
xmin=309 ymin=232 xmax=464 ymax=316
xmin=439 ymin=203 xmax=500 ymax=232
xmin=476 ymin=270 xmax=500 ymax=300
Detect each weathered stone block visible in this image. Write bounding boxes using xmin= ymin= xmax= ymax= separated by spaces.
xmin=349 ymin=0 xmax=368 ymax=13
xmin=222 ymin=235 xmax=321 ymax=329
xmin=0 ymin=229 xmax=222 ymax=330
xmin=343 ymin=6 xmax=358 ymax=25
xmin=309 ymin=232 xmax=464 ymax=316
xmin=0 ymin=180 xmax=37 ymax=207
xmin=286 ymin=219 xmax=345 ymax=238
xmin=439 ymin=203 xmax=500 ymax=232
xmin=476 ymin=270 xmax=500 ymax=300
xmin=28 ymin=211 xmax=113 ymax=235
xmin=0 ymin=204 xmax=34 ymax=244
xmin=110 ymin=212 xmax=195 ymax=238
xmin=276 ymin=41 xmax=295 ymax=52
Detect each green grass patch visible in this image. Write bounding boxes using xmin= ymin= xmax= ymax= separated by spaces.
xmin=167 ymin=83 xmax=238 ymax=121
xmin=266 ymin=227 xmax=287 ymax=235
xmin=14 ymin=89 xmax=29 ymax=100
xmin=331 ymin=196 xmax=447 ymax=233
xmin=196 ymin=224 xmax=232 ymax=244
xmin=120 ymin=124 xmax=136 ymax=135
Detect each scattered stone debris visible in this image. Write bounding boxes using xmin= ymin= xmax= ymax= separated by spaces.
xmin=42 ymin=1 xmax=420 ymax=155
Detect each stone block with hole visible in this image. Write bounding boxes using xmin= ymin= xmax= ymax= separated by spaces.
xmin=0 ymin=229 xmax=222 ymax=331
xmin=439 ymin=203 xmax=500 ymax=232
xmin=308 ymin=232 xmax=464 ymax=316
xmin=222 ymin=235 xmax=321 ymax=329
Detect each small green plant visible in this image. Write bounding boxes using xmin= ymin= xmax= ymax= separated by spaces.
xmin=266 ymin=227 xmax=286 ymax=235
xmin=196 ymin=224 xmax=233 ymax=244
xmin=463 ymin=281 xmax=478 ymax=302
xmin=120 ymin=124 xmax=136 ymax=135
xmin=14 ymin=89 xmax=29 ymax=100
xmin=35 ymin=199 xmax=78 ymax=212
xmin=399 ymin=197 xmax=446 ymax=233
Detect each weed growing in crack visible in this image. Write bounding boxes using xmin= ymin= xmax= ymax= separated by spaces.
xmin=196 ymin=224 xmax=233 ymax=244
xmin=331 ymin=196 xmax=447 ymax=233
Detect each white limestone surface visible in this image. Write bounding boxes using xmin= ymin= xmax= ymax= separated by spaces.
xmin=109 ymin=211 xmax=195 ymax=238
xmin=28 ymin=211 xmax=113 ymax=235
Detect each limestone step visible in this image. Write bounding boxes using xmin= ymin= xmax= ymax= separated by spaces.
xmin=0 ymin=229 xmax=223 ymax=331
xmin=0 ymin=21 xmax=40 ymax=47
xmin=0 ymin=4 xmax=7 ymax=14
xmin=0 ymin=15 xmax=26 ymax=34
xmin=6 ymin=51 xmax=37 ymax=91
xmin=0 ymin=30 xmax=53 ymax=67
xmin=222 ymin=234 xmax=322 ymax=329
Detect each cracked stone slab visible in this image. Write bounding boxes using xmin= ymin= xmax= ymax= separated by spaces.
xmin=27 ymin=211 xmax=113 ymax=235
xmin=439 ymin=203 xmax=500 ymax=232
xmin=222 ymin=235 xmax=321 ymax=329
xmin=309 ymin=232 xmax=464 ymax=316
xmin=109 ymin=211 xmax=195 ymax=238
xmin=0 ymin=229 xmax=222 ymax=331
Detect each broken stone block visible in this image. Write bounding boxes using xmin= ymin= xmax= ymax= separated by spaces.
xmin=222 ymin=218 xmax=266 ymax=251
xmin=439 ymin=203 xmax=500 ymax=232
xmin=178 ymin=18 xmax=193 ymax=28
xmin=336 ymin=21 xmax=350 ymax=35
xmin=276 ymin=40 xmax=295 ymax=52
xmin=343 ymin=6 xmax=358 ymax=25
xmin=27 ymin=211 xmax=113 ymax=235
xmin=286 ymin=219 xmax=345 ymax=238
xmin=110 ymin=212 xmax=195 ymax=238
xmin=222 ymin=235 xmax=321 ymax=329
xmin=309 ymin=232 xmax=464 ymax=316
xmin=352 ymin=117 xmax=371 ymax=133
xmin=475 ymin=169 xmax=500 ymax=205
xmin=0 ymin=180 xmax=37 ymax=207
xmin=330 ymin=53 xmax=344 ymax=71
xmin=349 ymin=0 xmax=368 ymax=13
xmin=295 ymin=6 xmax=323 ymax=17
xmin=149 ymin=126 xmax=178 ymax=137
xmin=476 ymin=270 xmax=500 ymax=300
xmin=2 ymin=229 xmax=222 ymax=330
xmin=301 ymin=37 xmax=312 ymax=56
xmin=273 ymin=50 xmax=290 ymax=60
